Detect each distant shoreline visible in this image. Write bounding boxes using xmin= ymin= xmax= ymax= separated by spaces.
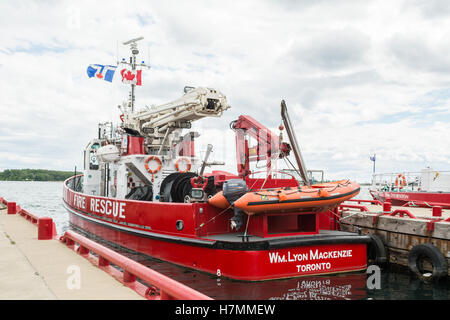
xmin=0 ymin=169 xmax=373 ymax=184
xmin=0 ymin=169 xmax=80 ymax=182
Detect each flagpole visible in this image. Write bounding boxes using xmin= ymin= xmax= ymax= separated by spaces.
xmin=122 ymin=37 xmax=144 ymax=113
xmin=121 ymin=37 xmax=150 ymax=113
xmin=373 ymin=153 xmax=376 ymax=174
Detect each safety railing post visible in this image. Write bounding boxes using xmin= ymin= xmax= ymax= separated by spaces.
xmin=77 ymin=245 xmax=89 ymax=255
xmin=123 ymin=270 xmax=136 ymax=283
xmin=98 ymin=256 xmax=109 ymax=267
xmin=160 ymin=290 xmax=175 ymax=300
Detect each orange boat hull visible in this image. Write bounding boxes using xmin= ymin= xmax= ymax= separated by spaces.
xmin=207 ymin=191 xmax=229 ymax=209
xmin=233 ymin=180 xmax=360 ymax=214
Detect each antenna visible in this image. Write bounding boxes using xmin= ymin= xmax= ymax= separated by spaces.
xmin=122 ymin=36 xmax=144 ymax=46
xmin=147 ymin=44 xmax=150 ymax=70
xmin=116 ymin=40 xmax=119 ymax=65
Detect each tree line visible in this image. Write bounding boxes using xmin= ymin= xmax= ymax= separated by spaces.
xmin=0 ymin=169 xmax=80 ymax=181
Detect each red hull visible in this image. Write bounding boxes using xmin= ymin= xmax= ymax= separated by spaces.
xmin=63 ymin=181 xmax=369 ymax=281
xmin=370 ymin=189 xmax=450 ymax=207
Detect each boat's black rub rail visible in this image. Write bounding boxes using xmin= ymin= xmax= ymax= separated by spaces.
xmin=246 ymin=187 xmax=360 ymax=206
xmin=63 ymin=200 xmax=370 ymax=251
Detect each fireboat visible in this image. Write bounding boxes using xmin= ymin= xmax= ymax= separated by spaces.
xmin=63 ymin=37 xmax=372 ymax=281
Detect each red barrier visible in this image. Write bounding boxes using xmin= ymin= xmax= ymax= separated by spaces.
xmin=1 ymin=197 xmax=57 ymax=239
xmin=38 ymin=217 xmax=54 ymax=240
xmin=338 ymin=204 xmax=369 ymax=212
xmin=402 ymin=200 xmax=450 ymax=209
xmin=388 ymin=209 xmax=417 ymax=219
xmin=19 ymin=209 xmax=39 ymax=225
xmin=60 ymin=230 xmax=212 ymax=300
xmin=7 ymin=202 xmax=16 ymax=215
xmin=432 ymin=206 xmax=442 ymax=217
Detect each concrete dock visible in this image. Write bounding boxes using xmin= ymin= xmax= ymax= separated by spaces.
xmin=0 ymin=206 xmax=143 ymax=300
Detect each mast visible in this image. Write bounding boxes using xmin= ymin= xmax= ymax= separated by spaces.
xmin=120 ymin=36 xmax=150 ymax=112
xmin=280 ymin=100 xmax=310 ymax=186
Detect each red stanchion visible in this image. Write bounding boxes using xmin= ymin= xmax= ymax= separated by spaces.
xmin=38 ymin=217 xmax=54 ymax=240
xmin=432 ymin=206 xmax=442 ymax=217
xmin=338 ymin=204 xmax=369 ymax=212
xmin=389 ymin=209 xmax=417 ymax=219
xmin=7 ymin=202 xmax=16 ymax=215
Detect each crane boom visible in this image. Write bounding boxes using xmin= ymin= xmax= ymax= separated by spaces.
xmin=122 ymin=87 xmax=230 ymax=137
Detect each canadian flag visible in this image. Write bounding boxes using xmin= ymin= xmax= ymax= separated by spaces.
xmin=120 ymin=68 xmax=142 ymax=86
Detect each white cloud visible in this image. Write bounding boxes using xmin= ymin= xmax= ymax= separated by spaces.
xmin=0 ymin=0 xmax=449 ymax=184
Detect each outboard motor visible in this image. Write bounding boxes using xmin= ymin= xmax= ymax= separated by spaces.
xmin=222 ymin=179 xmax=248 ymax=231
xmin=222 ymin=179 xmax=248 ymax=204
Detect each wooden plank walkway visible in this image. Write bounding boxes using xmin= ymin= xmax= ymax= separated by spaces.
xmin=0 ymin=207 xmax=143 ymax=300
xmin=339 ymin=202 xmax=450 ymax=274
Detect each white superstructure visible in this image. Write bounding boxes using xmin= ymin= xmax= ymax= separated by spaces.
xmin=82 ymin=37 xmax=230 ymax=203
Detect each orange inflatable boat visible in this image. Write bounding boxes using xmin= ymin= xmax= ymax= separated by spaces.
xmin=208 ymin=180 xmax=360 ymax=214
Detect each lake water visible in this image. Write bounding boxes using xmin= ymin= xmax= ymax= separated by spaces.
xmin=0 ymin=181 xmax=448 ymax=300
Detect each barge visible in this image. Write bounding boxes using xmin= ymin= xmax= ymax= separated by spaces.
xmin=63 ymin=37 xmax=372 ymax=281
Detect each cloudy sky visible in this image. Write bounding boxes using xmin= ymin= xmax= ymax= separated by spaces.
xmin=1 ymin=0 xmax=450 ymax=183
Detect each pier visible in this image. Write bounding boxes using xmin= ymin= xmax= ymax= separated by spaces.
xmin=0 ymin=198 xmax=211 ymax=300
xmin=338 ymin=199 xmax=450 ymax=278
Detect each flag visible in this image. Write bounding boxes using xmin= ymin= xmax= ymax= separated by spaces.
xmin=120 ymin=68 xmax=142 ymax=86
xmin=87 ymin=64 xmax=117 ymax=82
xmin=370 ymin=155 xmax=376 ymax=162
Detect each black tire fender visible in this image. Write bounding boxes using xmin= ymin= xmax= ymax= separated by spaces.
xmin=367 ymin=234 xmax=388 ymax=266
xmin=408 ymin=243 xmax=448 ymax=281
